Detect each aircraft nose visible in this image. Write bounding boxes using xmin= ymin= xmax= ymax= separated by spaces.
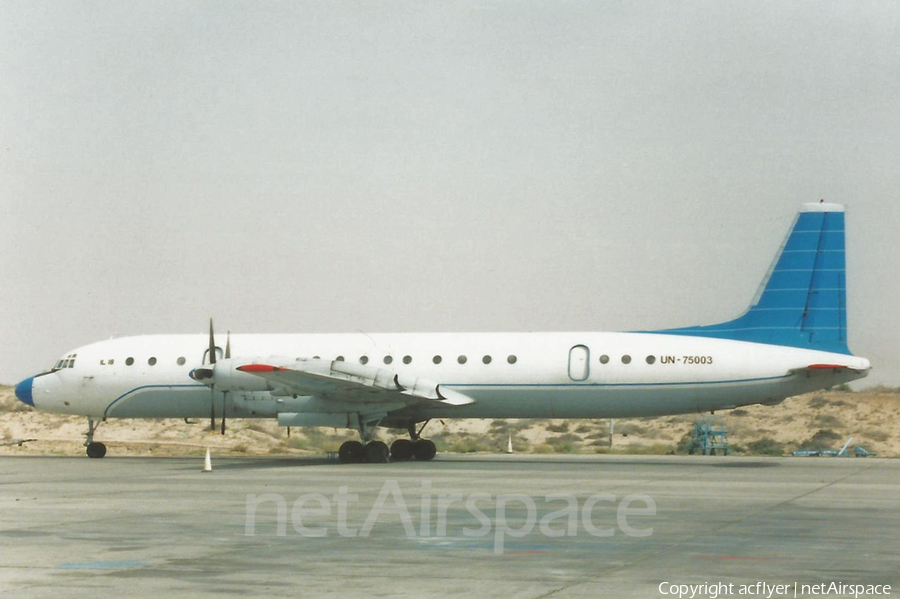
xmin=14 ymin=376 xmax=35 ymax=407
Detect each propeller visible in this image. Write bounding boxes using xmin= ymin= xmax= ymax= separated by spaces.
xmin=208 ymin=318 xmax=217 ymax=433
xmin=192 ymin=319 xmax=232 ymax=435
xmin=221 ymin=331 xmax=230 ymax=435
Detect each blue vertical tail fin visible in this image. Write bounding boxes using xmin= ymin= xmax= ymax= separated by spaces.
xmin=658 ymin=202 xmax=851 ymax=355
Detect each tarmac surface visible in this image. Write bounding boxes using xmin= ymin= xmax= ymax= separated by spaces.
xmin=0 ymin=454 xmax=897 ymax=598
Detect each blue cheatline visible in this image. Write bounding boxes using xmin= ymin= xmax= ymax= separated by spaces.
xmin=653 ymin=206 xmax=851 ymax=355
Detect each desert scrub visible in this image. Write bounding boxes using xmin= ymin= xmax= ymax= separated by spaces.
xmin=812 ymin=414 xmax=843 ymax=429
xmin=865 ymin=385 xmax=900 ymax=394
xmin=283 ymin=437 xmax=311 ymax=450
xmin=546 ymin=421 xmax=570 ymax=433
xmin=245 ymin=421 xmax=279 ymax=437
xmin=624 ymin=443 xmax=674 ymax=455
xmin=746 ymin=437 xmax=785 ymax=456
xmin=614 ymin=423 xmax=649 ymax=436
xmin=802 ymin=429 xmax=843 ymax=448
xmin=450 ymin=439 xmax=494 ymax=453
xmin=489 ymin=420 xmax=512 ymax=434
xmin=547 ymin=433 xmax=581 ymax=453
xmin=808 ymin=395 xmax=828 ymax=409
xmin=864 ymin=429 xmax=890 ymax=442
xmin=676 ymin=432 xmax=693 ymax=454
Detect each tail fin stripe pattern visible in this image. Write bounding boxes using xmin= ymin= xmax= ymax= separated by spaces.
xmin=653 ymin=203 xmax=851 ymax=355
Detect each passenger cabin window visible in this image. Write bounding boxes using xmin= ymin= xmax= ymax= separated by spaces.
xmin=507 ymin=355 xmax=517 ymax=364
xmin=126 ymin=357 xmax=135 ymax=366
xmin=336 ymin=356 xmax=345 ymax=362
xmin=148 ymin=357 xmax=157 ymax=366
xmin=482 ymin=355 xmax=492 ymax=364
xmin=403 ymin=355 xmax=412 ymax=364
xmin=457 ymin=355 xmax=467 ymax=364
xmin=599 ymin=355 xmax=610 ymax=364
xmin=433 ymin=355 xmax=442 ymax=364
xmin=177 ymin=357 xmax=186 ymax=366
xmin=646 ymin=355 xmax=656 ymax=364
xmin=621 ymin=355 xmax=632 ymax=364
xmin=383 ymin=356 xmax=393 ymax=365
xmin=359 ymin=355 xmax=369 ymax=365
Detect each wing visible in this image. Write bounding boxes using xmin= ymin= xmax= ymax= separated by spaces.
xmin=236 ymin=358 xmax=474 ymax=407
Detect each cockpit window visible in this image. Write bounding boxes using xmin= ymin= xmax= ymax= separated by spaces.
xmin=55 ymin=354 xmax=77 ymax=370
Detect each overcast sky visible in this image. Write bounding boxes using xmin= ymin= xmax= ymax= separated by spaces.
xmin=2 ymin=1 xmax=898 ymax=387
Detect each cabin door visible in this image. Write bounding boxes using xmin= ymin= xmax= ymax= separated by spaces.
xmin=568 ymin=345 xmax=590 ymax=381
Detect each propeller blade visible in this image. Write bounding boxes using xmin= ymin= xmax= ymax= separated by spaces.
xmin=208 ymin=318 xmax=217 ymax=365
xmin=209 ymin=389 xmax=216 ymax=432
xmin=225 ymin=331 xmax=231 ymax=360
xmin=208 ymin=318 xmax=217 ymax=431
xmin=221 ymin=392 xmax=227 ymax=435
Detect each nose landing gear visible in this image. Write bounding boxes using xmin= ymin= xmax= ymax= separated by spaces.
xmin=84 ymin=419 xmax=107 ymax=458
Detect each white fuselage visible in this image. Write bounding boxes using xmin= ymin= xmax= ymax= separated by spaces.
xmin=29 ymin=332 xmax=870 ymax=424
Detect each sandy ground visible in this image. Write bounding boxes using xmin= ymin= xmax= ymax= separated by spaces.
xmin=0 ymin=386 xmax=897 ymax=457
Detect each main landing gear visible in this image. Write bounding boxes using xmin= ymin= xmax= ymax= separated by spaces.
xmin=389 ymin=438 xmax=436 ymax=462
xmin=84 ymin=418 xmax=107 ymax=459
xmin=336 ymin=420 xmax=436 ymax=464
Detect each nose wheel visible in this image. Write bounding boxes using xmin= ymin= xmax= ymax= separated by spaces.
xmin=84 ymin=418 xmax=107 ymax=458
xmin=86 ymin=442 xmax=107 ymax=459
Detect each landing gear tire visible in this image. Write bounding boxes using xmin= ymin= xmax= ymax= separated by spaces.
xmin=86 ymin=442 xmax=107 ymax=459
xmin=412 ymin=439 xmax=437 ymax=461
xmin=338 ymin=440 xmax=365 ymax=464
xmin=390 ymin=439 xmax=414 ymax=461
xmin=365 ymin=441 xmax=390 ymax=463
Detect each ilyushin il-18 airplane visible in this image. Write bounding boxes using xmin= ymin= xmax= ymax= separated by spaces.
xmin=15 ymin=202 xmax=870 ymax=462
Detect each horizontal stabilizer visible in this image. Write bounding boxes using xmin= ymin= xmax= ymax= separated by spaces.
xmin=789 ymin=361 xmax=869 ymax=377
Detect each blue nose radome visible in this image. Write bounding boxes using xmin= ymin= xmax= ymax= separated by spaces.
xmin=15 ymin=376 xmax=35 ymax=407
